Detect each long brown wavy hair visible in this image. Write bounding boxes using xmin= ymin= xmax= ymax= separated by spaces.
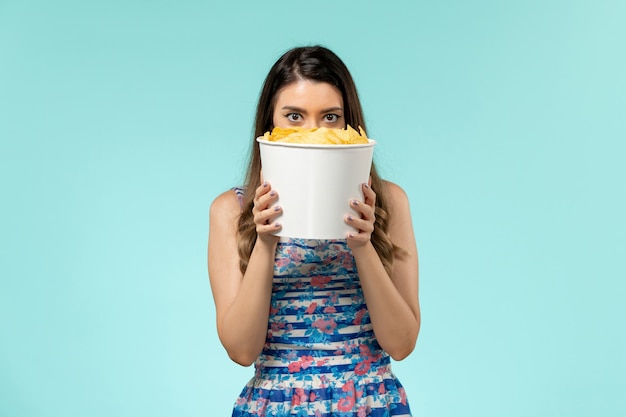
xmin=237 ymin=46 xmax=402 ymax=274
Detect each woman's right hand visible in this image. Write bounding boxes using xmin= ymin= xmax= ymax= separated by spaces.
xmin=252 ymin=182 xmax=283 ymax=243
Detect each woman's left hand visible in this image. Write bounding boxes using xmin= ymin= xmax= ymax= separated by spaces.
xmin=345 ymin=181 xmax=376 ymax=248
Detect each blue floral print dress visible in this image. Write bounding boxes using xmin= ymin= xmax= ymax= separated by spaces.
xmin=231 ymin=188 xmax=412 ymax=417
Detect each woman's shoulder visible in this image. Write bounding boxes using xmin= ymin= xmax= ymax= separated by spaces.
xmin=382 ymin=181 xmax=416 ymax=247
xmin=382 ymin=180 xmax=409 ymax=205
xmin=210 ymin=188 xmax=244 ymax=219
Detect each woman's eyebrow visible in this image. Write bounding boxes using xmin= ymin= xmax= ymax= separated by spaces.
xmin=320 ymin=107 xmax=343 ymax=113
xmin=280 ymin=106 xmax=307 ymax=113
xmin=279 ymin=106 xmax=344 ymax=114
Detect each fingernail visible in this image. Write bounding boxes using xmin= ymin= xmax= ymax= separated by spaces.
xmin=352 ymin=200 xmax=359 ymax=206
xmin=363 ymin=183 xmax=370 ymax=189
xmin=348 ymin=233 xmax=355 ymax=238
xmin=263 ymin=182 xmax=268 ymax=187
xmin=274 ymin=205 xmax=281 ymax=211
xmin=270 ymin=191 xmax=276 ymax=197
xmin=347 ymin=215 xmax=353 ymax=221
xmin=274 ymin=222 xmax=281 ymax=227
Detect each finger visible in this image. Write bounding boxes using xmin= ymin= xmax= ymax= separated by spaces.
xmin=255 ymin=181 xmax=271 ymax=199
xmin=345 ymin=214 xmax=374 ymax=234
xmin=362 ymin=183 xmax=376 ymax=207
xmin=346 ymin=229 xmax=370 ymax=243
xmin=257 ymin=221 xmax=282 ymax=234
xmin=255 ymin=204 xmax=282 ymax=226
xmin=350 ymin=199 xmax=375 ymax=220
xmin=255 ymin=188 xmax=279 ymax=213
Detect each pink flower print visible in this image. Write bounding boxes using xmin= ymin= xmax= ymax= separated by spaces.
xmin=291 ymin=391 xmax=301 ymax=406
xmin=287 ymin=248 xmax=302 ymax=262
xmin=305 ymin=302 xmax=318 ymax=315
xmin=359 ymin=343 xmax=373 ymax=358
xmin=342 ymin=380 xmax=355 ymax=393
xmin=309 ymin=391 xmax=317 ymax=402
xmin=378 ymin=384 xmax=386 ymax=395
xmin=276 ymin=257 xmax=291 ymax=268
xmin=311 ymin=275 xmax=331 ymax=288
xmin=357 ymin=406 xmax=368 ymax=417
xmin=291 ymin=387 xmax=306 ymax=406
xmin=399 ymin=386 xmax=407 ymax=405
xmin=353 ymin=308 xmax=367 ymax=325
xmin=299 ymin=355 xmax=314 ymax=369
xmin=341 ymin=258 xmax=352 ymax=270
xmin=312 ymin=318 xmax=337 ymax=334
xmin=337 ymin=250 xmax=352 ymax=265
xmin=288 ymin=361 xmax=301 ymax=373
xmin=257 ymin=397 xmax=269 ymax=417
xmin=270 ymin=321 xmax=285 ymax=332
xmin=337 ymin=395 xmax=355 ymax=412
xmin=316 ymin=358 xmax=329 ymax=366
xmin=323 ymin=306 xmax=336 ymax=313
xmin=354 ymin=360 xmax=371 ymax=376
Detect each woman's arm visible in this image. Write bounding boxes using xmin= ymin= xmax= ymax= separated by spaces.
xmin=346 ymin=181 xmax=420 ymax=360
xmin=207 ymin=184 xmax=282 ymax=366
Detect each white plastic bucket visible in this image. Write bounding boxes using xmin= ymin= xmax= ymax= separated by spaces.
xmin=257 ymin=138 xmax=376 ymax=239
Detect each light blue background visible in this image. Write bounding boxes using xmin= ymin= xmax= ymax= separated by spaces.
xmin=1 ymin=1 xmax=624 ymax=416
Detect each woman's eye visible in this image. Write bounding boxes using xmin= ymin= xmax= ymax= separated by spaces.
xmin=286 ymin=113 xmax=302 ymax=122
xmin=324 ymin=114 xmax=339 ymax=122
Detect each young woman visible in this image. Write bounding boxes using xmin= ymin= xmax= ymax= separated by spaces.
xmin=208 ymin=45 xmax=420 ymax=416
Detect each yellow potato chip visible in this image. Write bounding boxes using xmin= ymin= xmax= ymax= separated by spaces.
xmin=263 ymin=125 xmax=369 ymax=145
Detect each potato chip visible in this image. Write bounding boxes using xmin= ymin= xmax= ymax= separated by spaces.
xmin=263 ymin=125 xmax=369 ymax=144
